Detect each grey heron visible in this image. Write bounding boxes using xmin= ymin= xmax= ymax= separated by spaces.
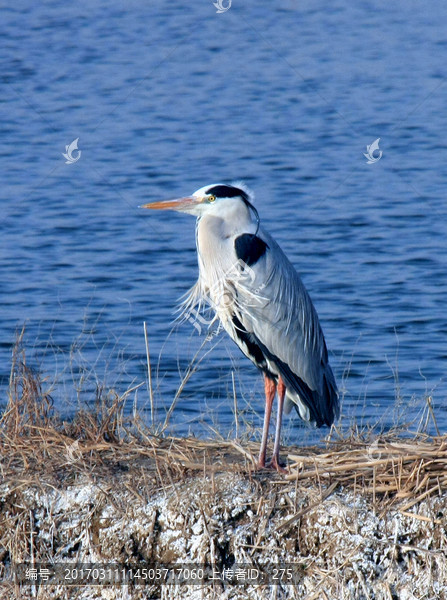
xmin=142 ymin=183 xmax=339 ymax=472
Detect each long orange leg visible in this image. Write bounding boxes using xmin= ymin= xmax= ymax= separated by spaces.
xmin=270 ymin=376 xmax=287 ymax=473
xmin=257 ymin=375 xmax=276 ymax=468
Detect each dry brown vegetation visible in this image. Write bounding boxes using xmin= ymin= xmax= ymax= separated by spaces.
xmin=0 ymin=335 xmax=446 ymax=599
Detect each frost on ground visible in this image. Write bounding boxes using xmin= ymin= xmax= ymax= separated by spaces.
xmin=1 ymin=469 xmax=446 ymax=600
xmin=2 ymin=337 xmax=446 ymax=598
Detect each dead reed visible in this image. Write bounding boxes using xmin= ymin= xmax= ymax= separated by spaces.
xmin=1 ymin=334 xmax=446 ymax=599
xmin=1 ymin=334 xmax=446 ymax=513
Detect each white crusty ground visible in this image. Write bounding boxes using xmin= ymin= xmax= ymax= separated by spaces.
xmin=1 ymin=472 xmax=446 ymax=600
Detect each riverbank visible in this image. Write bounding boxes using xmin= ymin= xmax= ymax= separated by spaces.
xmin=1 ymin=425 xmax=446 ymax=598
xmin=1 ymin=346 xmax=446 ymax=599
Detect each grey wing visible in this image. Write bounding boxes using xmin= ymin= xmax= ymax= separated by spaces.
xmin=230 ymin=229 xmax=339 ymax=427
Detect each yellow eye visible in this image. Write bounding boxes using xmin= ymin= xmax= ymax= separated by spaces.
xmin=208 ymin=195 xmax=216 ymax=202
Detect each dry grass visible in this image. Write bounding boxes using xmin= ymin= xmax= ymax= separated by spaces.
xmin=284 ymin=435 xmax=447 ymax=517
xmin=1 ymin=333 xmax=446 ymax=599
xmin=2 ymin=332 xmax=446 ymax=506
xmin=1 ymin=338 xmax=445 ymax=498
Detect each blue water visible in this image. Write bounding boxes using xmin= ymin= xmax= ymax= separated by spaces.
xmin=1 ymin=1 xmax=446 ymax=442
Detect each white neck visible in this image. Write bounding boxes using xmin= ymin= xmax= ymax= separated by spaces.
xmin=195 ymin=198 xmax=258 ymax=297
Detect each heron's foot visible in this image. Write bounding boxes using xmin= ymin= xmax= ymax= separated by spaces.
xmin=256 ymin=456 xmax=288 ymax=474
xmin=267 ymin=455 xmax=288 ymax=474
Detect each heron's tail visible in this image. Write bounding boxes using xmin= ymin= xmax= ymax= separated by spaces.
xmin=284 ymin=367 xmax=339 ymax=428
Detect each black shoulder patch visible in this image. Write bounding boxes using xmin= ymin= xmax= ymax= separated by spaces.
xmin=234 ymin=234 xmax=268 ymax=267
xmin=206 ymin=184 xmax=249 ymax=202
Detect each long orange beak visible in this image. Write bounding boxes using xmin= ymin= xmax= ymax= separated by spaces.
xmin=140 ymin=197 xmax=201 ymax=211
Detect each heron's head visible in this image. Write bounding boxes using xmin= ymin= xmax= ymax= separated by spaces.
xmin=141 ymin=183 xmax=255 ymax=219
